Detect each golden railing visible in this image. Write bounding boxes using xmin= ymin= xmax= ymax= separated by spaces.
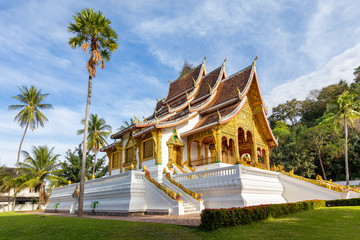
xmin=164 ymin=172 xmax=203 ymax=201
xmin=143 ymin=167 xmax=182 ymax=202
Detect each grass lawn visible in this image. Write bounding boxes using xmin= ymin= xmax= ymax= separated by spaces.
xmin=0 ymin=206 xmax=359 ymax=240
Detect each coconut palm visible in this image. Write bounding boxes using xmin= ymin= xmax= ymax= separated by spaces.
xmin=18 ymin=146 xmax=66 ymax=209
xmin=8 ymin=86 xmax=52 ymax=170
xmin=68 ymin=8 xmax=118 ymax=217
xmin=118 ymin=118 xmax=135 ymax=131
xmin=77 ymin=114 xmax=111 ymax=176
xmin=327 ymin=90 xmax=360 ymax=186
xmin=0 ymin=167 xmax=22 ymax=211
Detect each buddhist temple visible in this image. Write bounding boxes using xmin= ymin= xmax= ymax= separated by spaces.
xmin=101 ymin=57 xmax=277 ymax=174
xmin=47 ymin=58 xmax=360 ymax=216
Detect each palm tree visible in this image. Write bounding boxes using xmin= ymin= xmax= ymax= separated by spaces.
xmin=68 ymin=8 xmax=118 ymax=217
xmin=0 ymin=167 xmax=22 ymax=211
xmin=8 ymin=86 xmax=52 ymax=170
xmin=327 ymin=91 xmax=360 ymax=186
xmin=77 ymin=114 xmax=111 ymax=176
xmin=18 ymin=146 xmax=66 ymax=209
xmin=118 ymin=118 xmax=135 ymax=131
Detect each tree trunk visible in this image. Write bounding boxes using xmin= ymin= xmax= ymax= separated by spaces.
xmin=8 ymin=191 xmax=10 ymax=212
xmin=92 ymin=151 xmax=98 ymax=176
xmin=16 ymin=122 xmax=29 ymax=169
xmin=12 ymin=189 xmax=16 ymax=211
xmin=317 ymin=146 xmax=327 ymax=180
xmin=78 ymin=75 xmax=92 ymax=217
xmin=38 ymin=183 xmax=43 ymax=209
xmin=344 ymin=115 xmax=350 ymax=186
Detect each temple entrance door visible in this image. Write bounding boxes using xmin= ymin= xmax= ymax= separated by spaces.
xmin=174 ymin=146 xmax=182 ymax=166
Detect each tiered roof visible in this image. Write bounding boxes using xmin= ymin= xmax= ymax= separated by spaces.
xmin=103 ymin=58 xmax=277 ymax=152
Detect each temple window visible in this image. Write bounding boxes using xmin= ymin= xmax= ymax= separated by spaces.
xmin=112 ymin=151 xmax=121 ymax=169
xmin=143 ymin=138 xmax=154 ymax=160
xmin=125 ymin=147 xmax=135 ymax=163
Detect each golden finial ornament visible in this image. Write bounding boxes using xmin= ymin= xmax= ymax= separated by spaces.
xmin=143 ymin=165 xmax=147 ymax=171
xmin=92 ymin=174 xmax=95 ymax=179
xmin=154 ymin=108 xmax=157 ymax=114
xmin=222 ymin=57 xmax=227 ymax=65
xmin=130 ymin=164 xmax=135 ymax=170
xmin=156 ymin=98 xmax=159 ymax=102
xmin=68 ymin=180 xmax=71 ymax=185
xmin=161 ymin=98 xmax=164 ymax=103
xmin=203 ymin=56 xmax=207 ymax=63
xmin=143 ymin=116 xmax=147 ymax=121
xmin=188 ymin=104 xmax=191 ymax=111
xmin=53 ymin=185 xmax=55 ymax=188
xmin=168 ymin=80 xmax=172 ymax=84
xmin=185 ymin=91 xmax=189 ymax=98
xmin=167 ymin=103 xmax=171 ymax=111
xmin=208 ymin=84 xmax=212 ymax=92
xmin=252 ymin=54 xmax=258 ymax=66
xmin=173 ymin=169 xmax=177 ymax=175
xmin=217 ymin=109 xmax=222 ymax=120
xmin=192 ymin=77 xmax=196 ymax=85
xmin=134 ymin=115 xmax=140 ymax=123
xmin=237 ymin=87 xmax=241 ymax=97
xmin=163 ymin=167 xmax=167 ymax=173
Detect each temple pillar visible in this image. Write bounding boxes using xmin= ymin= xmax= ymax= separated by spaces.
xmin=265 ymin=146 xmax=270 ymax=170
xmin=212 ymin=128 xmax=222 ymax=163
xmin=151 ymin=130 xmax=162 ymax=165
xmin=205 ymin=144 xmax=209 ymax=165
xmin=197 ymin=143 xmax=201 ymax=165
xmin=168 ymin=145 xmax=174 ymax=168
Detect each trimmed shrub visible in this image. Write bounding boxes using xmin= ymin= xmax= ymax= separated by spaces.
xmin=200 ymin=200 xmax=326 ymax=231
xmin=326 ymin=198 xmax=360 ymax=207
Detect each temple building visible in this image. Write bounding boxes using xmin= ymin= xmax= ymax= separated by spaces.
xmin=47 ymin=58 xmax=359 ymax=216
xmin=101 ymin=57 xmax=277 ymax=174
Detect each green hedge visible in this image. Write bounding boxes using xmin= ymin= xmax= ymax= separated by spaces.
xmin=200 ymin=200 xmax=325 ymax=231
xmin=326 ymin=198 xmax=360 ymax=207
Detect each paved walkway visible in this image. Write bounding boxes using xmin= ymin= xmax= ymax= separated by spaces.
xmin=19 ymin=211 xmax=201 ymax=227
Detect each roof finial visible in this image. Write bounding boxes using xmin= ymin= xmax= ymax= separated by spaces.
xmin=252 ymin=54 xmax=258 ymax=66
xmin=237 ymin=87 xmax=241 ymax=97
xmin=208 ymin=84 xmax=212 ymax=92
xmin=192 ymin=77 xmax=196 ymax=85
xmin=155 ymin=113 xmax=159 ymax=123
xmin=134 ymin=115 xmax=140 ymax=123
xmin=167 ymin=103 xmax=171 ymax=112
xmin=156 ymin=98 xmax=159 ymax=102
xmin=203 ymin=56 xmax=207 ymax=63
xmin=168 ymin=80 xmax=172 ymax=84
xmin=188 ymin=104 xmax=191 ymax=111
xmin=154 ymin=108 xmax=157 ymax=114
xmin=143 ymin=116 xmax=147 ymax=121
xmin=217 ymin=109 xmax=222 ymax=120
xmin=222 ymin=57 xmax=227 ymax=66
xmin=185 ymin=91 xmax=189 ymax=98
xmin=161 ymin=98 xmax=164 ymax=103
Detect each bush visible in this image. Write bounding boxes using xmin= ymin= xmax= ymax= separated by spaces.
xmin=200 ymin=200 xmax=325 ymax=231
xmin=326 ymin=198 xmax=360 ymax=207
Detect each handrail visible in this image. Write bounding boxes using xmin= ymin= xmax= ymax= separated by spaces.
xmin=164 ymin=172 xmax=202 ymax=201
xmin=275 ymin=166 xmax=360 ymax=193
xmin=144 ymin=170 xmax=182 ymax=202
xmin=173 ymin=165 xmax=236 ymax=182
xmin=172 ymin=163 xmax=187 ymax=174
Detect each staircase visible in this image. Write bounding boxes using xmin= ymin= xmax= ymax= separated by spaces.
xmin=182 ymin=199 xmax=198 ymax=214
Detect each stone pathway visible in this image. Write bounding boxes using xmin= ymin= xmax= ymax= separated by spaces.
xmin=19 ymin=211 xmax=201 ymax=227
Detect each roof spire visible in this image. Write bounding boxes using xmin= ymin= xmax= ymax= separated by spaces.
xmin=208 ymin=84 xmax=212 ymax=92
xmin=142 ymin=116 xmax=147 ymax=121
xmin=192 ymin=77 xmax=196 ymax=86
xmin=156 ymin=98 xmax=159 ymax=102
xmin=134 ymin=115 xmax=140 ymax=123
xmin=168 ymin=80 xmax=172 ymax=84
xmin=185 ymin=91 xmax=189 ymax=98
xmin=237 ymin=87 xmax=241 ymax=98
xmin=161 ymin=98 xmax=164 ymax=103
xmin=203 ymin=56 xmax=207 ymax=63
xmin=217 ymin=109 xmax=222 ymax=120
xmin=222 ymin=57 xmax=227 ymax=66
xmin=167 ymin=103 xmax=171 ymax=112
xmin=252 ymin=54 xmax=258 ymax=66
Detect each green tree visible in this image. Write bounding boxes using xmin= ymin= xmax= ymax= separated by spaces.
xmin=77 ymin=114 xmax=111 ymax=176
xmin=68 ymin=8 xmax=118 ymax=216
xmin=327 ymin=91 xmax=360 ymax=185
xmin=8 ymin=86 xmax=52 ymax=170
xmin=118 ymin=117 xmax=135 ymax=131
xmin=0 ymin=166 xmax=13 ymax=211
xmin=354 ymin=66 xmax=360 ymax=83
xmin=18 ymin=146 xmax=66 ymax=209
xmin=54 ymin=145 xmax=108 ymax=185
xmin=268 ymin=99 xmax=302 ymax=127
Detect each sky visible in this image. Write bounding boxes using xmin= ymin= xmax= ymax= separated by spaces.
xmin=1 ymin=0 xmax=360 ymax=167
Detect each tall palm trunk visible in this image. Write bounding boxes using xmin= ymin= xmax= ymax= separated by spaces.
xmin=317 ymin=146 xmax=327 ymax=180
xmin=17 ymin=122 xmax=29 ymax=169
xmin=38 ymin=182 xmax=43 ymax=210
xmin=78 ymin=75 xmax=92 ymax=217
xmin=92 ymin=150 xmax=98 ymax=176
xmin=8 ymin=191 xmax=10 ymax=212
xmin=344 ymin=114 xmax=349 ymax=186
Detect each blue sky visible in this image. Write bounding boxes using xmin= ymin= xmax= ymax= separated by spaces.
xmin=1 ymin=0 xmax=360 ymax=167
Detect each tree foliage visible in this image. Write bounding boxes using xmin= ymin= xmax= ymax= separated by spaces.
xmin=269 ymin=69 xmax=360 ymax=181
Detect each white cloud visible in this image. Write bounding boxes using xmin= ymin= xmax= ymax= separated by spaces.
xmin=264 ymin=42 xmax=360 ymax=110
